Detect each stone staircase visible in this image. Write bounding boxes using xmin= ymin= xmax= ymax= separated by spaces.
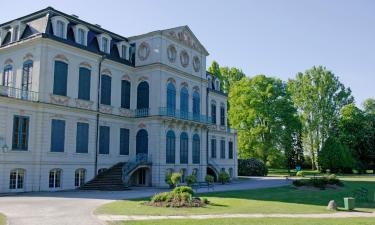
xmin=80 ymin=162 xmax=129 ymax=191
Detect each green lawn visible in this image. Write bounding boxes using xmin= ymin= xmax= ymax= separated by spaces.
xmin=109 ymin=218 xmax=375 ymax=225
xmin=96 ymin=177 xmax=375 ymax=216
xmin=0 ymin=213 xmax=6 ymax=225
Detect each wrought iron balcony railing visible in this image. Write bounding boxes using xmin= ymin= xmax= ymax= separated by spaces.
xmin=134 ymin=108 xmax=149 ymax=117
xmin=159 ymin=107 xmax=213 ymax=124
xmin=0 ymin=85 xmax=39 ymax=102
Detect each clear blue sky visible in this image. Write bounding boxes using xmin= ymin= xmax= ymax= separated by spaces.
xmin=2 ymin=0 xmax=374 ymax=105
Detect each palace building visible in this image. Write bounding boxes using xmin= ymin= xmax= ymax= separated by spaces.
xmin=0 ymin=7 xmax=237 ymax=192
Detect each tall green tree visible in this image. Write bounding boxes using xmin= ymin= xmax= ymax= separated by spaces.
xmin=229 ymin=75 xmax=299 ymax=163
xmin=208 ymin=61 xmax=222 ymax=81
xmin=220 ymin=67 xmax=246 ymax=93
xmin=363 ymin=98 xmax=375 ymax=114
xmin=288 ymin=66 xmax=353 ymax=169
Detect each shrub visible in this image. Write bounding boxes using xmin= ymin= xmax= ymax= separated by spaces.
xmin=151 ymin=192 xmax=170 ymax=202
xmin=292 ymin=180 xmax=305 ymax=187
xmin=171 ymin=172 xmax=182 ymax=187
xmin=296 ymin=171 xmax=304 ymax=177
xmin=218 ymin=171 xmax=230 ymax=184
xmin=165 ymin=172 xmax=173 ymax=187
xmin=292 ymin=176 xmax=343 ymax=189
xmin=205 ymin=175 xmax=214 ymax=184
xmin=323 ymin=174 xmax=343 ymax=186
xmin=202 ymin=197 xmax=209 ymax=204
xmin=173 ymin=186 xmax=194 ymax=195
xmin=238 ymin=158 xmax=268 ymax=176
xmin=311 ymin=178 xmax=327 ymax=189
xmin=185 ymin=175 xmax=197 ymax=186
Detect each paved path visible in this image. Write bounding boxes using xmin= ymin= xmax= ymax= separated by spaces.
xmin=0 ymin=177 xmax=290 ymax=225
xmin=98 ymin=212 xmax=375 ymax=222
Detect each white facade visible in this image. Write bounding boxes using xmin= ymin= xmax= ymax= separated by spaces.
xmin=0 ymin=7 xmax=237 ymax=193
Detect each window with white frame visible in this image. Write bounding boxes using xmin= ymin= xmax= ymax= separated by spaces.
xmin=77 ymin=28 xmax=85 ymax=45
xmin=9 ymin=168 xmax=25 ymax=190
xmin=102 ymin=37 xmax=109 ymax=53
xmin=49 ymin=169 xmax=62 ymax=188
xmin=121 ymin=45 xmax=127 ymax=59
xmin=12 ymin=26 xmax=19 ymax=42
xmin=56 ymin=20 xmax=65 ymax=38
xmin=74 ymin=168 xmax=86 ymax=187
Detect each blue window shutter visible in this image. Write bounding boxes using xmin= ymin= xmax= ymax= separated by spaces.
xmin=121 ymin=80 xmax=131 ymax=109
xmin=53 ymin=61 xmax=68 ymax=96
xmin=220 ymin=140 xmax=226 ymax=159
xmin=167 ymin=83 xmax=176 ymax=113
xmin=136 ymin=129 xmax=148 ymax=155
xmin=211 ymin=104 xmax=216 ymax=124
xmin=78 ymin=68 xmax=91 ymax=100
xmin=99 ymin=126 xmax=110 ymax=154
xmin=51 ymin=119 xmax=65 ymax=152
xmin=76 ymin=123 xmax=89 ymax=153
xmin=193 ymin=134 xmax=200 ymax=164
xmin=137 ymin=81 xmax=149 ymax=109
xmin=166 ymin=130 xmax=175 ymax=164
xmin=120 ymin=128 xmax=129 ymax=155
xmin=211 ymin=139 xmax=216 ymax=158
xmin=180 ymin=132 xmax=188 ymax=164
xmin=101 ymin=75 xmax=111 ymax=105
xmin=229 ymin=141 xmax=233 ymax=159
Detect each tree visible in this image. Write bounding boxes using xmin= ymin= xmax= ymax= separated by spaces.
xmin=285 ymin=131 xmax=304 ymax=173
xmin=363 ymin=98 xmax=375 ymax=114
xmin=288 ymin=66 xmax=353 ymax=169
xmin=208 ymin=61 xmax=222 ymax=82
xmin=220 ymin=67 xmax=246 ymax=93
xmin=229 ymin=75 xmax=299 ymax=163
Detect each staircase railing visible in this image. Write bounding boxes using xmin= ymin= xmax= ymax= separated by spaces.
xmin=122 ymin=153 xmax=152 ymax=185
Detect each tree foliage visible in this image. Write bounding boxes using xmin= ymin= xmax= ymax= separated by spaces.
xmin=208 ymin=61 xmax=245 ymax=93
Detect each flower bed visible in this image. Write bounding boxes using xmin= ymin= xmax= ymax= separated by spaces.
xmin=292 ymin=174 xmax=343 ymax=190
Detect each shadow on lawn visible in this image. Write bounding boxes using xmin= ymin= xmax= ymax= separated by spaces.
xmin=197 ymin=180 xmax=375 ymax=211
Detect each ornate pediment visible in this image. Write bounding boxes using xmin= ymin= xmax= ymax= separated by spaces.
xmin=163 ymin=26 xmax=209 ymax=56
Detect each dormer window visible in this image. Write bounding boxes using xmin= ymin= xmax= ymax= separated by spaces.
xmin=12 ymin=26 xmax=19 ymax=42
xmin=215 ymin=80 xmax=220 ymax=91
xmin=102 ymin=37 xmax=108 ymax=53
xmin=78 ymin=28 xmax=85 ymax=45
xmin=97 ymin=34 xmax=111 ymax=54
xmin=73 ymin=25 xmax=89 ymax=46
xmin=117 ymin=41 xmax=130 ymax=60
xmin=121 ymin=45 xmax=127 ymax=59
xmin=56 ymin=21 xmax=65 ymax=38
xmin=51 ymin=16 xmax=69 ymax=39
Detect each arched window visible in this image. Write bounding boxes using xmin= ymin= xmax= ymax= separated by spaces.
xmin=21 ymin=60 xmax=33 ymax=99
xmin=53 ymin=61 xmax=68 ymax=96
xmin=9 ymin=168 xmax=25 ymax=190
xmin=74 ymin=168 xmax=86 ymax=187
xmin=180 ymin=87 xmax=189 ymax=119
xmin=166 ymin=130 xmax=175 ymax=164
xmin=121 ymin=80 xmax=131 ymax=109
xmin=167 ymin=82 xmax=176 ymax=115
xmin=56 ymin=20 xmax=65 ymax=38
xmin=137 ymin=81 xmax=149 ymax=109
xmin=101 ymin=74 xmax=111 ymax=105
xmin=2 ymin=64 xmax=14 ymax=87
xmin=136 ymin=129 xmax=148 ymax=155
xmin=180 ymin=132 xmax=188 ymax=164
xmin=192 ymin=134 xmax=200 ymax=164
xmin=192 ymin=91 xmax=200 ymax=120
xmin=49 ymin=169 xmax=62 ymax=188
xmin=78 ymin=67 xmax=91 ymax=100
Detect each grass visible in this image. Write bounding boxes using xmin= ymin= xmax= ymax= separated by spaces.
xmin=0 ymin=213 xmax=6 ymax=225
xmin=267 ymin=168 xmax=321 ymax=177
xmin=109 ymin=218 xmax=375 ymax=225
xmin=96 ymin=177 xmax=375 ymax=216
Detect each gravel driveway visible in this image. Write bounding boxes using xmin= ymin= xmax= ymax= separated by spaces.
xmin=0 ymin=177 xmax=291 ymax=225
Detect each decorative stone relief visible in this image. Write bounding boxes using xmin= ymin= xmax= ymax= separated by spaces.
xmin=119 ymin=108 xmax=132 ymax=117
xmin=100 ymin=104 xmax=113 ymax=114
xmin=167 ymin=30 xmax=200 ymax=52
xmin=167 ymin=45 xmax=177 ymax=63
xmin=50 ymin=94 xmax=70 ymax=106
xmin=193 ymin=56 xmax=200 ymax=72
xmin=75 ymin=99 xmax=93 ymax=110
xmin=138 ymin=42 xmax=150 ymax=61
xmin=180 ymin=50 xmax=189 ymax=68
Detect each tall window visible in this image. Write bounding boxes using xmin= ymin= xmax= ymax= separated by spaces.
xmin=50 ymin=119 xmax=65 ymax=152
xmin=12 ymin=26 xmax=19 ymax=42
xmin=99 ymin=126 xmax=110 ymax=154
xmin=102 ymin=37 xmax=108 ymax=53
xmin=76 ymin=122 xmax=89 ymax=153
xmin=2 ymin=65 xmax=13 ymax=87
xmin=136 ymin=129 xmax=148 ymax=155
xmin=9 ymin=169 xmax=25 ymax=190
xmin=53 ymin=61 xmax=68 ymax=96
xmin=100 ymin=75 xmax=111 ymax=105
xmin=211 ymin=139 xmax=217 ymax=158
xmin=220 ymin=140 xmax=226 ymax=159
xmin=121 ymin=80 xmax=131 ymax=109
xmin=120 ymin=128 xmax=130 ymax=155
xmin=192 ymin=134 xmax=200 ymax=164
xmin=21 ymin=60 xmax=33 ymax=99
xmin=77 ymin=28 xmax=85 ymax=45
xmin=166 ymin=130 xmax=175 ymax=164
xmin=229 ymin=141 xmax=233 ymax=159
xmin=12 ymin=115 xmax=29 ymax=151
xmin=56 ymin=21 xmax=65 ymax=38
xmin=167 ymin=83 xmax=176 ymax=115
xmin=78 ymin=67 xmax=91 ymax=100
xmin=121 ymin=45 xmax=127 ymax=59
xmin=220 ymin=105 xmax=225 ymax=126
xmin=74 ymin=169 xmax=86 ymax=187
xmin=180 ymin=132 xmax=188 ymax=164
xmin=211 ymin=103 xmax=216 ymax=124
xmin=180 ymin=87 xmax=189 ymax=119
xmin=192 ymin=91 xmax=200 ymax=120
xmin=137 ymin=81 xmax=149 ymax=109
xmin=49 ymin=169 xmax=62 ymax=188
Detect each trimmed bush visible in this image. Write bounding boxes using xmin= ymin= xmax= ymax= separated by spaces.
xmin=296 ymin=171 xmax=304 ymax=177
xmin=151 ymin=192 xmax=170 ymax=202
xmin=292 ymin=176 xmax=343 ymax=189
xmin=205 ymin=175 xmax=214 ymax=184
xmin=185 ymin=175 xmax=197 ymax=186
xmin=171 ymin=172 xmax=182 ymax=187
xmin=218 ymin=171 xmax=230 ymax=184
xmin=173 ymin=186 xmax=194 ymax=195
xmin=165 ymin=172 xmax=173 ymax=187
xmin=238 ymin=158 xmax=268 ymax=176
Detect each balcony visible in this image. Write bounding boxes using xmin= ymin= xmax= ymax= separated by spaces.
xmin=0 ymin=85 xmax=38 ymax=102
xmin=159 ymin=107 xmax=212 ymax=124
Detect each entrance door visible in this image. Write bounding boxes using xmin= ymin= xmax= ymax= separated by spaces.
xmin=138 ymin=168 xmax=146 ymax=185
